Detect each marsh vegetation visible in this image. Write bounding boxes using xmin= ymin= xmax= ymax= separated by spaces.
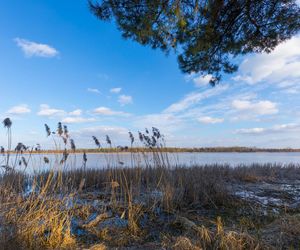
xmin=0 ymin=119 xmax=299 ymax=249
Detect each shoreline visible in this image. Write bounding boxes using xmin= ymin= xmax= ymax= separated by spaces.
xmin=4 ymin=147 xmax=300 ymax=154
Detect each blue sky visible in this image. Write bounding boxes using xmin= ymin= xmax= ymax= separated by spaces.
xmin=1 ymin=1 xmax=300 ymax=149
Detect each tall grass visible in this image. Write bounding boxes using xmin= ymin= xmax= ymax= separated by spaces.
xmin=0 ymin=119 xmax=299 ymax=249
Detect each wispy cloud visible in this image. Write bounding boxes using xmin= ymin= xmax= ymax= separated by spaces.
xmin=236 ymin=123 xmax=300 ymax=135
xmin=69 ymin=109 xmax=82 ymax=116
xmin=164 ymin=85 xmax=228 ymax=113
xmin=37 ymin=104 xmax=65 ymax=117
xmin=232 ymin=36 xmax=300 ymax=86
xmin=93 ymin=107 xmax=129 ymax=116
xmin=134 ymin=113 xmax=183 ymax=134
xmin=62 ymin=117 xmax=96 ymax=124
xmin=198 ymin=116 xmax=224 ymax=124
xmin=73 ymin=126 xmax=129 ymax=146
xmin=87 ymin=88 xmax=101 ymax=94
xmin=7 ymin=104 xmax=31 ymax=115
xmin=37 ymin=105 xmax=95 ymax=123
xmin=14 ymin=38 xmax=59 ymax=58
xmin=110 ymin=87 xmax=122 ymax=94
xmin=193 ymin=75 xmax=213 ymax=87
xmin=77 ymin=126 xmax=128 ymax=137
xmin=118 ymin=95 xmax=133 ymax=106
xmin=232 ymin=99 xmax=278 ymax=115
xmin=185 ymin=73 xmax=214 ymax=87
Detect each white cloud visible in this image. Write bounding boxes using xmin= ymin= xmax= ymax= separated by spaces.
xmin=74 ymin=126 xmax=130 ymax=145
xmin=233 ymin=36 xmax=300 ymax=85
xmin=236 ymin=127 xmax=266 ymax=135
xmin=110 ymin=87 xmax=122 ymax=94
xmin=77 ymin=126 xmax=128 ymax=136
xmin=93 ymin=107 xmax=129 ymax=116
xmin=232 ymin=100 xmax=278 ymax=115
xmin=133 ymin=113 xmax=184 ymax=135
xmin=185 ymin=73 xmax=213 ymax=87
xmin=198 ymin=116 xmax=224 ymax=124
xmin=118 ymin=95 xmax=133 ymax=106
xmin=7 ymin=104 xmax=31 ymax=115
xmin=37 ymin=104 xmax=65 ymax=117
xmin=87 ymin=88 xmax=101 ymax=94
xmin=164 ymin=85 xmax=228 ymax=113
xmin=236 ymin=123 xmax=300 ymax=135
xmin=14 ymin=38 xmax=58 ymax=58
xmin=62 ymin=117 xmax=96 ymax=124
xmin=69 ymin=109 xmax=82 ymax=116
xmin=193 ymin=75 xmax=213 ymax=87
xmin=59 ymin=125 xmax=132 ymax=148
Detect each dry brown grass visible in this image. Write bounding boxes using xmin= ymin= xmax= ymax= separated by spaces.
xmin=167 ymin=216 xmax=263 ymax=250
xmin=261 ymin=214 xmax=300 ymax=249
xmin=0 ymin=172 xmax=76 ymax=249
xmin=1 ymin=163 xmax=300 ymax=249
xmin=1 ymin=122 xmax=300 ymax=249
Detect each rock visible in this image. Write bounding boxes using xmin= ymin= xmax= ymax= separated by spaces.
xmin=89 ymin=243 xmax=107 ymax=250
xmin=83 ymin=212 xmax=112 ymax=228
xmin=96 ymin=217 xmax=128 ymax=230
xmin=174 ymin=216 xmax=199 ymax=232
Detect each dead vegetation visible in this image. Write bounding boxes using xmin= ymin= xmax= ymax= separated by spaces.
xmin=0 ymin=119 xmax=299 ymax=249
xmin=1 ymin=164 xmax=299 ymax=249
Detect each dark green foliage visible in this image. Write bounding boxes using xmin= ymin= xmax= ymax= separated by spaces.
xmin=2 ymin=118 xmax=12 ymax=128
xmin=89 ymin=0 xmax=300 ymax=84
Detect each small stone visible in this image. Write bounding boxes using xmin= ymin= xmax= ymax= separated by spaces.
xmin=83 ymin=212 xmax=112 ymax=228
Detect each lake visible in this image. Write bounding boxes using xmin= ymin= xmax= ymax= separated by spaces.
xmin=1 ymin=152 xmax=300 ymax=173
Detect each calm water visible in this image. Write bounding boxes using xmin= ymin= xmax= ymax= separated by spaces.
xmin=1 ymin=152 xmax=300 ymax=173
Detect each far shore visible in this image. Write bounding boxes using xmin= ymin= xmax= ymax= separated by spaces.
xmin=3 ymin=146 xmax=300 ymax=154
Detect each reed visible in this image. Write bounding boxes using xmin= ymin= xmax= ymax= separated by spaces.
xmin=0 ymin=119 xmax=299 ymax=249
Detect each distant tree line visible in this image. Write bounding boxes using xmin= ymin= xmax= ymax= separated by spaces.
xmin=2 ymin=146 xmax=300 ymax=154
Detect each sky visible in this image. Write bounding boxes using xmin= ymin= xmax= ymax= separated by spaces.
xmin=0 ymin=1 xmax=300 ymax=149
